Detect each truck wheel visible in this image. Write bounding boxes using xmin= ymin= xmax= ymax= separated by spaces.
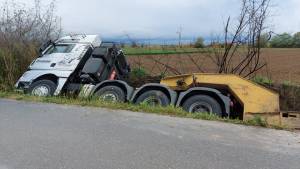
xmin=182 ymin=95 xmax=222 ymax=116
xmin=94 ymin=86 xmax=125 ymax=102
xmin=135 ymin=90 xmax=170 ymax=106
xmin=28 ymin=80 xmax=57 ymax=97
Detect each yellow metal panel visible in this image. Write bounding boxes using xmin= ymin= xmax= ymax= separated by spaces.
xmin=161 ymin=73 xmax=280 ymax=114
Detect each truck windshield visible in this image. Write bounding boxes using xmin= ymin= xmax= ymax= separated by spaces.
xmin=44 ymin=44 xmax=75 ymax=54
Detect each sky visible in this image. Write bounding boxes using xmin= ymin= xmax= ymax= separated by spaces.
xmin=1 ymin=0 xmax=300 ymax=39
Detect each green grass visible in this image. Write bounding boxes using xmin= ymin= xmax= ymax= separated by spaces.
xmin=123 ymin=47 xmax=206 ymax=55
xmin=252 ymin=76 xmax=273 ymax=86
xmin=0 ymin=90 xmax=287 ymax=130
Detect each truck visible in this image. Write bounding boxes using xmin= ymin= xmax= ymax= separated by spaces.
xmin=15 ymin=35 xmax=300 ymax=129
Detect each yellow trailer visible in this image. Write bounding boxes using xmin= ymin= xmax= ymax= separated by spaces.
xmin=159 ymin=73 xmax=299 ymax=128
xmin=84 ymin=72 xmax=299 ymax=128
xmin=16 ymin=40 xmax=299 ymax=128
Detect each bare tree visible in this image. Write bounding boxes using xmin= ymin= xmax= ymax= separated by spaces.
xmin=0 ymin=0 xmax=61 ymax=88
xmin=131 ymin=0 xmax=272 ymax=78
xmin=0 ymin=0 xmax=61 ymax=43
xmin=209 ymin=0 xmax=272 ymax=78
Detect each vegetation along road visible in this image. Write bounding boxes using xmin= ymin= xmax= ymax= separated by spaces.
xmin=0 ymin=99 xmax=299 ymax=169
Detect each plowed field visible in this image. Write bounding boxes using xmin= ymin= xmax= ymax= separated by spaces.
xmin=128 ymin=48 xmax=300 ymax=83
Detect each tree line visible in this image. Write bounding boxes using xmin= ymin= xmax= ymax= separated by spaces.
xmin=194 ymin=32 xmax=300 ymax=49
xmin=267 ymin=32 xmax=300 ymax=48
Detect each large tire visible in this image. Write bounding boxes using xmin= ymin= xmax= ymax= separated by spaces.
xmin=28 ymin=80 xmax=57 ymax=97
xmin=182 ymin=95 xmax=222 ymax=116
xmin=94 ymin=86 xmax=125 ymax=103
xmin=135 ymin=90 xmax=170 ymax=106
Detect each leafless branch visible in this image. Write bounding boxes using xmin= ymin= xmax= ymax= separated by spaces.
xmin=207 ymin=0 xmax=271 ymax=78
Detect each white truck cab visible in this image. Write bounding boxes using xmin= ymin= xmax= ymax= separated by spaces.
xmin=15 ymin=35 xmax=101 ymax=96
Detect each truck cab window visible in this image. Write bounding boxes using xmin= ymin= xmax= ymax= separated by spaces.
xmin=45 ymin=44 xmax=75 ymax=54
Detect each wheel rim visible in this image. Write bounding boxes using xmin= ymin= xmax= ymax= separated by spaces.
xmin=100 ymin=92 xmax=118 ymax=102
xmin=143 ymin=96 xmax=161 ymax=106
xmin=189 ymin=102 xmax=213 ymax=113
xmin=32 ymin=85 xmax=50 ymax=96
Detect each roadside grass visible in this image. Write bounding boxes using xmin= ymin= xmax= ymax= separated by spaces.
xmin=0 ymin=90 xmax=287 ymax=130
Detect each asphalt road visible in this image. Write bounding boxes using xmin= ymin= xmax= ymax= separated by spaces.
xmin=0 ymin=99 xmax=299 ymax=169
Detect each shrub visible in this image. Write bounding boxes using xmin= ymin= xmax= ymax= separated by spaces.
xmin=0 ymin=0 xmax=61 ymax=88
xmin=130 ymin=67 xmax=147 ymax=78
xmin=246 ymin=116 xmax=268 ymax=127
xmin=252 ymin=76 xmax=273 ymax=86
xmin=194 ymin=37 xmax=205 ymax=48
xmin=279 ymin=82 xmax=300 ymax=111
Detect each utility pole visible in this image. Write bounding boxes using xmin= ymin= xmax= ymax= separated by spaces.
xmin=176 ymin=26 xmax=183 ymax=48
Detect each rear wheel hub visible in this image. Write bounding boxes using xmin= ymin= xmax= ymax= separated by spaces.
xmin=189 ymin=102 xmax=213 ymax=113
xmin=143 ymin=96 xmax=162 ymax=106
xmin=100 ymin=92 xmax=118 ymax=102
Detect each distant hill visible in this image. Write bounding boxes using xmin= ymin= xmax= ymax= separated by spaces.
xmin=102 ymin=37 xmax=197 ymax=45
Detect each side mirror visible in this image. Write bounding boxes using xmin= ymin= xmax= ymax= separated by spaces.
xmin=39 ymin=48 xmax=43 ymax=54
xmin=39 ymin=40 xmax=53 ymax=55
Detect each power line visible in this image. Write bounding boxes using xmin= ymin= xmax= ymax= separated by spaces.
xmin=176 ymin=26 xmax=183 ymax=47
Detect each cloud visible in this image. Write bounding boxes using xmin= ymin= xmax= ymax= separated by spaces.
xmin=273 ymin=0 xmax=300 ymax=33
xmin=0 ymin=0 xmax=299 ymax=38
xmin=55 ymin=0 xmax=240 ymax=37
